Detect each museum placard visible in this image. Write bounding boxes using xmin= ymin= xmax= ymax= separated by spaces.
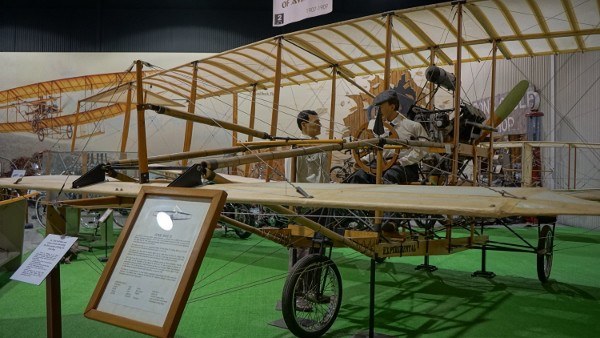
xmin=85 ymin=186 xmax=227 ymax=337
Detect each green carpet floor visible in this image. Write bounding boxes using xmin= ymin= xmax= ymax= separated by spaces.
xmin=1 ymin=224 xmax=600 ymax=337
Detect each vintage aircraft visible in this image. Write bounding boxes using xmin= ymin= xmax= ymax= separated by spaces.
xmin=2 ymin=0 xmax=600 ymax=337
xmin=0 ymin=71 xmax=158 ymax=142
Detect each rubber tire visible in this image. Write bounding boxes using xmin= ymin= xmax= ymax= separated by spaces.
xmin=35 ymin=194 xmax=47 ymax=228
xmin=282 ymin=254 xmax=342 ymax=338
xmin=537 ymin=225 xmax=554 ymax=283
xmin=234 ymin=228 xmax=252 ymax=239
xmin=66 ymin=124 xmax=73 ymax=139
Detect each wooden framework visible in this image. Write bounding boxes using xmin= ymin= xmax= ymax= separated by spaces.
xmin=77 ymin=0 xmax=599 ymax=102
xmin=489 ymin=141 xmax=600 ymax=188
xmin=2 ymin=1 xmax=599 ymax=172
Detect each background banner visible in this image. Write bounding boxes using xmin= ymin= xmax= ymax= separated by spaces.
xmin=273 ymin=0 xmax=333 ymax=27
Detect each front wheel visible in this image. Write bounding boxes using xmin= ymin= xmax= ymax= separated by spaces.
xmin=35 ymin=194 xmax=47 ymax=228
xmin=234 ymin=228 xmax=252 ymax=239
xmin=537 ymin=225 xmax=554 ymax=283
xmin=282 ymin=254 xmax=342 ymax=338
xmin=329 ymin=166 xmax=347 ymax=183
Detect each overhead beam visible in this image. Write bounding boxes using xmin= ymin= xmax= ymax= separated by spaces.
xmin=304 ymin=31 xmax=372 ymax=74
xmin=487 ymin=0 xmax=533 ymax=57
xmin=349 ymin=21 xmax=410 ymax=69
xmin=432 ymin=7 xmax=485 ymax=60
xmin=284 ymin=36 xmax=358 ymax=78
xmin=526 ymin=0 xmax=559 ymax=54
xmin=217 ymin=55 xmax=274 ymax=88
xmin=561 ymin=0 xmax=585 ymax=51
xmin=464 ymin=3 xmax=513 ymax=59
xmin=328 ymin=27 xmax=386 ymax=69
xmin=396 ymin=13 xmax=454 ymax=65
xmin=247 ymin=45 xmax=303 ymax=86
xmin=372 ymin=16 xmax=429 ymax=66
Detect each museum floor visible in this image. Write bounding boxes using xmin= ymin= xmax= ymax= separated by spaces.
xmin=2 ymin=221 xmax=600 ymax=338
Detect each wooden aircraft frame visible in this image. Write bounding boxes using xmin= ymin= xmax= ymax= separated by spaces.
xmin=2 ymin=1 xmax=600 ymax=337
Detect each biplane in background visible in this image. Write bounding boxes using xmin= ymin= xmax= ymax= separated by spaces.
xmin=2 ymin=0 xmax=600 ymax=337
xmin=0 ymin=71 xmax=157 ymax=142
xmin=0 ymin=96 xmax=68 ymax=141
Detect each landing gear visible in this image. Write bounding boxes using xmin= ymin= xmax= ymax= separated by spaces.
xmin=282 ymin=254 xmax=342 ymax=338
xmin=220 ymin=203 xmax=254 ymax=239
xmin=537 ymin=224 xmax=554 ymax=283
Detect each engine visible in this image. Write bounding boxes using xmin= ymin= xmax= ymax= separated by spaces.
xmin=408 ymin=103 xmax=487 ymax=144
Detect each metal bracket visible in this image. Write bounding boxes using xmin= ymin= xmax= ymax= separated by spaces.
xmin=168 ymin=164 xmax=205 ymax=188
xmin=72 ymin=164 xmax=106 ymax=188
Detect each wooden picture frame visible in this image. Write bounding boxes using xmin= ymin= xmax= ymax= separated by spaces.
xmin=85 ymin=186 xmax=227 ymax=337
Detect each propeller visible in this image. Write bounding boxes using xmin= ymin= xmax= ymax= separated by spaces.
xmin=475 ymin=80 xmax=529 ymax=144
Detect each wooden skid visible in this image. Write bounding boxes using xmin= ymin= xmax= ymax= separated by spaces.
xmin=375 ymin=235 xmax=489 ymax=258
xmin=287 ymin=226 xmax=381 ymax=249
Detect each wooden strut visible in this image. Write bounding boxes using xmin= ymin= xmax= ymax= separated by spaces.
xmin=200 ymin=137 xmax=446 ymax=171
xmin=59 ymin=195 xmax=136 ymax=209
xmin=266 ymin=37 xmax=284 ymax=182
xmin=450 ymin=2 xmax=463 ymax=186
xmin=141 ymin=104 xmax=271 ymax=141
xmin=110 ymin=144 xmax=281 ymax=166
xmin=218 ymin=215 xmax=289 ymax=247
xmin=46 ymin=205 xmax=66 ymax=338
xmin=488 ymin=40 xmax=498 ymax=186
xmin=108 ymin=137 xmax=449 ymax=172
xmin=135 ymin=60 xmax=150 ymax=183
xmin=240 ymin=139 xmax=345 ymax=147
xmin=182 ymin=61 xmax=200 ymax=167
xmin=266 ymin=204 xmax=375 ymax=258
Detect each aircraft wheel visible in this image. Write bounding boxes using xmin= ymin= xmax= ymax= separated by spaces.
xmin=37 ymin=129 xmax=45 ymax=142
xmin=537 ymin=225 xmax=554 ymax=283
xmin=35 ymin=194 xmax=47 ymax=228
xmin=66 ymin=124 xmax=73 ymax=139
xmin=282 ymin=254 xmax=342 ymax=338
xmin=329 ymin=166 xmax=347 ymax=183
xmin=234 ymin=228 xmax=252 ymax=239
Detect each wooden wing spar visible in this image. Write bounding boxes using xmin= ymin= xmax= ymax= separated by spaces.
xmin=81 ymin=0 xmax=600 ymax=101
xmin=2 ymin=175 xmax=599 ymax=218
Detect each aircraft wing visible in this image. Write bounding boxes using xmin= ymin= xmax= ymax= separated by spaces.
xmin=2 ymin=175 xmax=599 ymax=218
xmin=553 ymin=189 xmax=600 ymax=202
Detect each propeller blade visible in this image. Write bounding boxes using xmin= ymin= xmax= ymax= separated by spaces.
xmin=476 ymin=80 xmax=529 ymax=143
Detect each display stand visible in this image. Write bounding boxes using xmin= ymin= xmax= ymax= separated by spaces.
xmin=97 ymin=209 xmax=114 ymax=263
xmin=352 ymin=259 xmax=395 ymax=338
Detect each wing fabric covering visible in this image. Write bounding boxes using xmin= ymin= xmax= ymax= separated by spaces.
xmin=1 ymin=176 xmax=599 ymax=218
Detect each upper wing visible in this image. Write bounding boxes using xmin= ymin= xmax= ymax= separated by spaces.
xmin=2 ymin=175 xmax=599 ymax=218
